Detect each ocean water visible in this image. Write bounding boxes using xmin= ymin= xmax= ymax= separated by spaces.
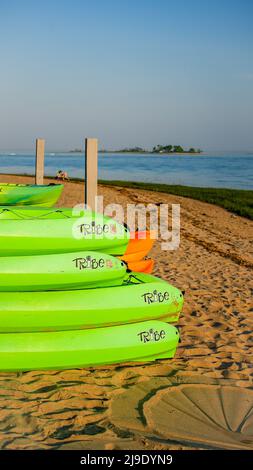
xmin=0 ymin=152 xmax=252 ymax=190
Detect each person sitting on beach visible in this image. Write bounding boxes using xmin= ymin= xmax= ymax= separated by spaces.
xmin=56 ymin=170 xmax=69 ymax=181
xmin=56 ymin=170 xmax=62 ymax=180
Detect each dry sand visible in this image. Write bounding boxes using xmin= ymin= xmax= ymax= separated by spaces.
xmin=0 ymin=174 xmax=252 ymax=450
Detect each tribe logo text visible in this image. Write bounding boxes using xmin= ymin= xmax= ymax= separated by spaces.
xmin=138 ymin=328 xmax=166 ymax=343
xmin=142 ymin=290 xmax=169 ymax=304
xmin=78 ymin=221 xmax=118 ymax=236
xmin=73 ymin=256 xmax=114 ymax=270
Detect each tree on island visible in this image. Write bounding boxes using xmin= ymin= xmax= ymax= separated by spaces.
xmin=188 ymin=147 xmax=201 ymax=153
xmin=173 ymin=145 xmax=184 ymax=153
xmin=152 ymin=144 xmax=185 ymax=153
xmin=152 ymin=144 xmax=173 ymax=153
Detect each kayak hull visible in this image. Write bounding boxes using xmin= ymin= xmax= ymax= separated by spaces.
xmin=0 ymin=272 xmax=184 ymax=332
xmin=0 ymin=183 xmax=63 ymax=207
xmin=0 ymin=207 xmax=130 ymax=256
xmin=0 ymin=251 xmax=126 ymax=291
xmin=121 ymin=249 xmax=151 ymax=263
xmin=124 ymin=231 xmax=155 ymax=259
xmin=0 ymin=321 xmax=180 ymax=371
xmin=127 ymin=259 xmax=154 ymax=273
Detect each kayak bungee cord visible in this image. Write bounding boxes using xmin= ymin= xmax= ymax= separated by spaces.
xmin=124 ymin=273 xmax=146 ymax=285
xmin=0 ymin=207 xmax=72 ymax=220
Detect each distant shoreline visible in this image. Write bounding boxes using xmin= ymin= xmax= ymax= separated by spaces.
xmin=66 ymin=151 xmax=203 ymax=156
xmin=69 ymin=146 xmax=202 ymax=155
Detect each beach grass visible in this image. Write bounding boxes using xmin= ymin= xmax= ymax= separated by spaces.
xmin=99 ymin=180 xmax=253 ymax=220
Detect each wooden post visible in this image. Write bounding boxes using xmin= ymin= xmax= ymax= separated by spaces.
xmin=35 ymin=138 xmax=45 ymax=185
xmin=85 ymin=138 xmax=98 ymax=211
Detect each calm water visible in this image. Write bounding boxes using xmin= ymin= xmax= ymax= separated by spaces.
xmin=0 ymin=152 xmax=252 ymax=190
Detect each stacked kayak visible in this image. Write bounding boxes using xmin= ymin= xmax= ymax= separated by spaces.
xmin=0 ymin=206 xmax=130 ymax=256
xmin=0 ymin=321 xmax=180 ymax=372
xmin=122 ymin=230 xmax=155 ymax=261
xmin=124 ymin=258 xmax=154 ymax=273
xmin=0 ymin=183 xmax=63 ymax=207
xmin=0 ymin=206 xmax=154 ymax=262
xmin=120 ymin=230 xmax=155 ymax=273
xmin=0 ymin=251 xmax=127 ymax=291
xmin=0 ymin=272 xmax=183 ymax=332
xmin=0 ymin=204 xmax=184 ymax=371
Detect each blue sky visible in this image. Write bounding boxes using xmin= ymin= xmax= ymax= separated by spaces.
xmin=0 ymin=0 xmax=253 ymax=151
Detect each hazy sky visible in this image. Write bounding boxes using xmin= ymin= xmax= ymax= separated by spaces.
xmin=0 ymin=0 xmax=253 ymax=151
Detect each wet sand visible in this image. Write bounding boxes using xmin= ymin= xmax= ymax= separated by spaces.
xmin=0 ymin=174 xmax=252 ymax=450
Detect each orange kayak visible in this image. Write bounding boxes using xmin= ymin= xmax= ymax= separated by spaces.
xmin=127 ymin=259 xmax=154 ymax=274
xmin=123 ymin=231 xmax=155 ymax=261
xmin=121 ymin=249 xmax=150 ymax=263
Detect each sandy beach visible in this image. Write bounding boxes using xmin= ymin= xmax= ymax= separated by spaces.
xmin=0 ymin=174 xmax=252 ymax=450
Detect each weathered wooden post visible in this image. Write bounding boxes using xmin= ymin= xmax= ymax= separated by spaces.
xmin=85 ymin=138 xmax=98 ymax=211
xmin=35 ymin=138 xmax=45 ymax=185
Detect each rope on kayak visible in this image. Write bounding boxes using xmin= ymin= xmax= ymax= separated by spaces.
xmin=124 ymin=273 xmax=145 ymax=285
xmin=32 ymin=209 xmax=72 ymax=219
xmin=0 ymin=208 xmax=72 ymax=219
xmin=0 ymin=208 xmax=29 ymax=219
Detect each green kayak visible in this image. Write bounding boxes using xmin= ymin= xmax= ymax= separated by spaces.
xmin=0 ymin=206 xmax=130 ymax=256
xmin=0 ymin=183 xmax=63 ymax=207
xmin=0 ymin=251 xmax=126 ymax=291
xmin=0 ymin=320 xmax=180 ymax=371
xmin=0 ymin=273 xmax=184 ymax=333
